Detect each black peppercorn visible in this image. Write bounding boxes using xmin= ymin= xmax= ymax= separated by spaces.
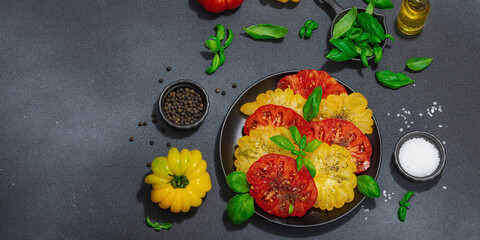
xmin=215 ymin=88 xmax=220 ymax=93
xmin=166 ymin=66 xmax=171 ymax=71
xmin=166 ymin=142 xmax=171 ymax=147
xmin=129 ymin=137 xmax=134 ymax=142
xmin=149 ymin=141 xmax=154 ymax=145
xmin=143 ymin=121 xmax=147 ymax=126
xmin=232 ymin=83 xmax=237 ymax=88
xmin=146 ymin=162 xmax=151 ymax=167
xmin=138 ymin=122 xmax=143 ymax=127
xmin=158 ymin=78 xmax=164 ymax=83
xmin=221 ymin=90 xmax=226 ymax=96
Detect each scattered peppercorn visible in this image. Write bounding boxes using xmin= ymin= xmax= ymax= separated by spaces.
xmin=151 ymin=113 xmax=156 ymax=118
xmin=221 ymin=90 xmax=226 ymax=96
xmin=166 ymin=66 xmax=171 ymax=71
xmin=232 ymin=83 xmax=237 ymax=88
xmin=146 ymin=162 xmax=151 ymax=167
xmin=163 ymin=87 xmax=204 ymax=126
xmin=143 ymin=121 xmax=148 ymax=126
xmin=166 ymin=142 xmax=171 ymax=147
xmin=161 ymin=127 xmax=166 ymax=132
xmin=152 ymin=118 xmax=157 ymax=123
xmin=158 ymin=78 xmax=164 ymax=83
xmin=215 ymin=88 xmax=220 ymax=93
xmin=149 ymin=141 xmax=155 ymax=145
xmin=138 ymin=122 xmax=143 ymax=127
xmin=129 ymin=137 xmax=135 ymax=142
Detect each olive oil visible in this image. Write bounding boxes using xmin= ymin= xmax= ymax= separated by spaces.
xmin=396 ymin=0 xmax=431 ymax=35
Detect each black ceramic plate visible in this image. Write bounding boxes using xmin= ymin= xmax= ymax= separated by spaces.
xmin=219 ymin=70 xmax=382 ymax=227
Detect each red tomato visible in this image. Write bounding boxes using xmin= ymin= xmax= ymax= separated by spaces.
xmin=247 ymin=154 xmax=317 ymax=218
xmin=196 ymin=0 xmax=245 ymax=13
xmin=310 ymin=118 xmax=372 ymax=173
xmin=243 ymin=105 xmax=313 ymax=141
xmin=277 ymin=70 xmax=347 ymax=99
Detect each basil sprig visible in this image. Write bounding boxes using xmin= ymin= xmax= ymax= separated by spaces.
xmin=244 ymin=24 xmax=288 ymax=40
xmin=327 ymin=5 xmax=393 ymax=67
xmin=204 ymin=24 xmax=233 ymax=74
xmin=303 ymin=86 xmax=323 ymax=122
xmin=225 ymin=171 xmax=255 ymax=224
xmin=299 ymin=20 xmax=319 ymax=39
xmin=398 ymin=191 xmax=415 ymax=222
xmin=364 ymin=0 xmax=394 ymax=10
xmin=269 ymin=126 xmax=321 ymax=177
xmin=145 ymin=216 xmax=172 ymax=231
xmin=407 ymin=57 xmax=433 ymax=71
xmin=356 ymin=175 xmax=380 ymax=198
xmin=376 ymin=70 xmax=414 ymax=89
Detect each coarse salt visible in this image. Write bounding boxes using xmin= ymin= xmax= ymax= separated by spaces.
xmin=399 ymin=138 xmax=440 ymax=177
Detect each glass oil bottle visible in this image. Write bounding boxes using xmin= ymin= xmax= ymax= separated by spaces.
xmin=396 ymin=0 xmax=431 ymax=35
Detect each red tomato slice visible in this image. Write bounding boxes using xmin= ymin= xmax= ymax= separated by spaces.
xmin=310 ymin=118 xmax=372 ymax=173
xmin=277 ymin=70 xmax=347 ymax=99
xmin=243 ymin=105 xmax=313 ymax=141
xmin=247 ymin=154 xmax=317 ymax=218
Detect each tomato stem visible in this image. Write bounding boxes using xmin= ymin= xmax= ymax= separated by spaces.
xmin=168 ymin=175 xmax=189 ymax=188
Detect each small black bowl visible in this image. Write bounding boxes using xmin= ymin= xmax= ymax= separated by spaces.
xmin=158 ymin=80 xmax=209 ymax=130
xmin=394 ymin=131 xmax=446 ymax=182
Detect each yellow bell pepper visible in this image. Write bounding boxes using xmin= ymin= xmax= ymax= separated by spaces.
xmin=276 ymin=0 xmax=300 ymax=3
xmin=144 ymin=148 xmax=212 ymax=213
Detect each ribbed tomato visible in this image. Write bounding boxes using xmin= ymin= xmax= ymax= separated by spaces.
xmin=277 ymin=70 xmax=347 ymax=99
xmin=247 ymin=154 xmax=317 ymax=217
xmin=310 ymin=118 xmax=372 ymax=173
xmin=243 ymin=105 xmax=313 ymax=141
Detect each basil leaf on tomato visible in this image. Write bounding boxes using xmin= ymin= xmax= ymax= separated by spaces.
xmin=303 ymin=86 xmax=323 ymax=122
xmin=304 ymin=139 xmax=322 ymax=152
xmin=243 ymin=24 xmax=288 ymax=40
xmin=357 ymin=175 xmax=380 ymax=198
xmin=333 ymin=7 xmax=357 ymax=39
xmin=226 ymin=193 xmax=255 ymax=224
xmin=289 ymin=126 xmax=301 ymax=145
xmin=296 ymin=156 xmax=304 ymax=172
xmin=407 ymin=57 xmax=433 ymax=71
xmin=226 ymin=171 xmax=250 ymax=194
xmin=270 ymin=135 xmax=296 ymax=151
xmin=303 ymin=158 xmax=316 ymax=178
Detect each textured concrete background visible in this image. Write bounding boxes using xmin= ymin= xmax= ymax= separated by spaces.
xmin=1 ymin=0 xmax=479 ymax=239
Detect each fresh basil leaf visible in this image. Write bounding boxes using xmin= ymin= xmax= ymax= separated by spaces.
xmin=384 ymin=33 xmax=394 ymax=42
xmin=302 ymin=86 xmax=322 ymax=122
xmin=329 ymin=39 xmax=358 ymax=58
xmin=223 ymin=28 xmax=233 ymax=49
xmin=305 ymin=27 xmax=313 ymax=38
xmin=226 ymin=193 xmax=255 ymax=224
xmin=214 ymin=24 xmax=225 ymax=41
xmin=205 ymin=39 xmax=221 ymax=52
xmin=355 ymin=32 xmax=371 ymax=43
xmin=402 ymin=191 xmax=415 ymax=202
xmin=326 ymin=48 xmax=351 ymax=61
xmin=398 ymin=206 xmax=407 ymax=222
xmin=303 ymin=158 xmax=316 ymax=178
xmin=308 ymin=21 xmax=319 ymax=29
xmin=270 ymin=135 xmax=296 ymax=151
xmin=219 ymin=51 xmax=225 ymax=66
xmin=159 ymin=223 xmax=172 ymax=230
xmin=205 ymin=53 xmax=220 ymax=74
xmin=145 ymin=216 xmax=156 ymax=228
xmin=333 ymin=7 xmax=358 ymax=39
xmin=376 ymin=70 xmax=414 ymax=89
xmin=357 ymin=12 xmax=385 ymax=41
xmin=291 ymin=150 xmax=302 ymax=156
xmin=243 ymin=24 xmax=288 ymax=40
xmin=407 ymin=57 xmax=433 ymax=71
xmin=289 ymin=126 xmax=301 ymax=145
xmin=373 ymin=43 xmax=382 ymax=63
xmin=299 ymin=26 xmax=306 ymax=38
xmin=300 ymin=136 xmax=307 ymax=150
xmin=367 ymin=35 xmax=381 ymax=43
xmin=360 ymin=47 xmax=369 ymax=68
xmin=366 ymin=0 xmax=375 ymax=15
xmin=364 ymin=0 xmax=394 ymax=10
xmin=399 ymin=201 xmax=411 ymax=208
xmin=304 ymin=139 xmax=322 ymax=152
xmin=296 ymin=156 xmax=303 ymax=172
xmin=288 ymin=204 xmax=294 ymax=215
xmin=226 ymin=171 xmax=250 ymax=194
xmin=357 ymin=175 xmax=380 ymax=198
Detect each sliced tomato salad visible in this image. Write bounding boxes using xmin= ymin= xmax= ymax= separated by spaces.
xmin=310 ymin=118 xmax=372 ymax=173
xmin=243 ymin=104 xmax=313 ymax=141
xmin=247 ymin=154 xmax=318 ymax=218
xmin=277 ymin=70 xmax=347 ymax=99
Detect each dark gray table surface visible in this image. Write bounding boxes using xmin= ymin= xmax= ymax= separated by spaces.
xmin=1 ymin=0 xmax=479 ymax=239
